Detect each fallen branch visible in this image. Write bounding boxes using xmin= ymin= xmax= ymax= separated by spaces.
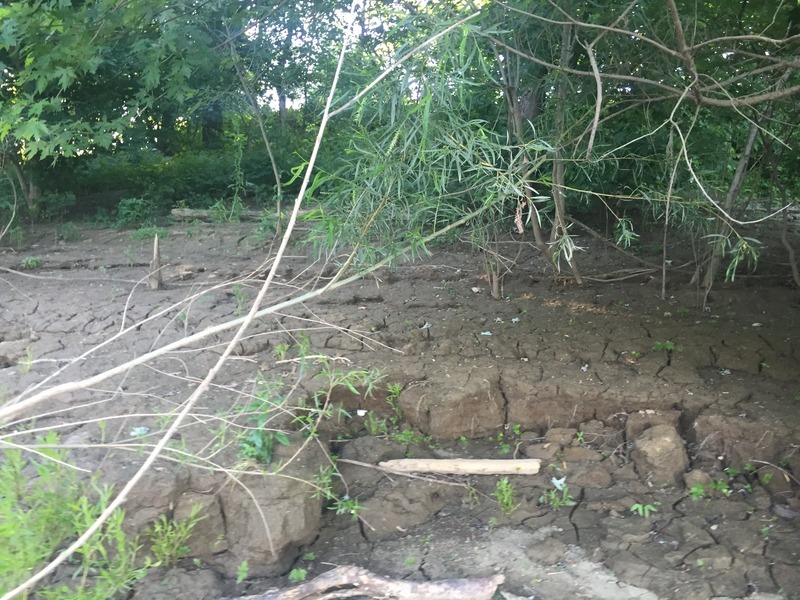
xmin=379 ymin=458 xmax=540 ymax=475
xmin=221 ymin=566 xmax=504 ymax=600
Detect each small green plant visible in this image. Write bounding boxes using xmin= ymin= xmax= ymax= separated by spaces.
xmin=539 ymin=476 xmax=575 ymax=509
xmin=493 ymin=477 xmax=521 ymax=515
xmin=57 ymin=221 xmax=80 ymax=242
xmin=392 ymin=429 xmax=431 ymax=445
xmin=630 ymin=502 xmax=659 ymax=518
xmin=575 ymin=431 xmax=585 ymax=444
xmin=404 ymin=556 xmax=417 ymax=566
xmin=331 ymin=496 xmax=363 ymax=520
xmin=19 ymin=256 xmax=41 ymax=270
xmin=364 ymin=411 xmax=389 ymax=436
xmin=238 ymin=379 xmax=291 ymax=465
xmin=512 ymin=424 xmax=522 ymax=437
xmin=302 ymin=552 xmax=316 ymax=561
xmin=236 ymin=560 xmax=249 ymax=584
xmin=146 ymin=504 xmax=206 ymax=567
xmin=210 ymin=197 xmax=245 ymax=223
xmin=273 ymin=343 xmax=291 ymax=361
xmin=231 ymin=283 xmax=251 ymax=315
xmin=689 ymin=483 xmax=707 ymax=501
xmin=707 ymin=479 xmax=732 ymax=497
xmin=288 ymin=568 xmax=308 ymax=583
xmin=17 ymin=346 xmax=34 ymax=373
xmin=652 ymin=340 xmax=677 ymax=352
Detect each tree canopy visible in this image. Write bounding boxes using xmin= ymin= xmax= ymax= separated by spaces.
xmin=2 ymin=0 xmax=799 ymax=294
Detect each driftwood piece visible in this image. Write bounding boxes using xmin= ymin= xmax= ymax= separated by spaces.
xmin=170 ymin=207 xmax=263 ymax=222
xmin=378 ymin=458 xmax=541 ymax=475
xmin=221 ymin=566 xmax=504 ymax=600
xmin=148 ymin=233 xmax=164 ymax=290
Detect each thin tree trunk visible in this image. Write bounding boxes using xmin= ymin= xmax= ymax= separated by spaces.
xmin=551 ymin=7 xmax=582 ymax=284
xmin=702 ymin=118 xmax=759 ymax=303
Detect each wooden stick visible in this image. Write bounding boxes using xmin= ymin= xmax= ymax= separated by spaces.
xmin=148 ymin=233 xmax=164 ymax=290
xmin=378 ymin=458 xmax=540 ymax=475
xmin=221 ymin=566 xmax=504 ymax=600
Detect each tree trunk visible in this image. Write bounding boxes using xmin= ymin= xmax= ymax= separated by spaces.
xmin=550 ymin=6 xmax=582 ymax=284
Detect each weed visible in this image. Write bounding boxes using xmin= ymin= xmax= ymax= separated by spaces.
xmin=493 ymin=477 xmax=521 ymax=515
xmin=237 ymin=380 xmax=291 ymax=464
xmin=330 ymin=496 xmax=363 ymax=520
xmin=0 ymin=433 xmax=150 ymax=596
xmin=146 ymin=504 xmax=205 ymax=567
xmin=707 ymin=479 xmax=732 ymax=496
xmin=19 ymin=256 xmax=41 ymax=270
xmin=575 ymin=431 xmax=585 ymax=444
xmin=539 ymin=476 xmax=575 ymax=509
xmin=460 ymin=435 xmax=469 ymax=446
xmin=57 ymin=222 xmax=80 ymax=242
xmin=7 ymin=225 xmax=24 ymax=249
xmin=652 ymin=340 xmax=677 ymax=352
xmin=17 ymin=346 xmax=34 ymax=373
xmin=364 ymin=411 xmax=388 ymax=436
xmin=288 ymin=568 xmax=308 ymax=583
xmin=404 ymin=556 xmax=417 ymax=566
xmin=231 ymin=283 xmax=251 ymax=315
xmin=630 ymin=502 xmax=659 ymax=518
xmin=302 ymin=552 xmax=316 ymax=561
xmin=236 ymin=561 xmax=249 ymax=584
xmin=210 ymin=197 xmax=245 ymax=223
xmin=273 ymin=342 xmax=291 ymax=361
xmin=392 ymin=429 xmax=431 ymax=445
xmin=689 ymin=483 xmax=707 ymax=501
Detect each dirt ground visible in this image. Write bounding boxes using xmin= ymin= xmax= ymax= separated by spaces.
xmin=1 ymin=219 xmax=799 ymax=600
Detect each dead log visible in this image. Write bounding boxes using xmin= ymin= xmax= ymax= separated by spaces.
xmin=170 ymin=208 xmax=263 ymax=222
xmin=148 ymin=233 xmax=165 ymax=290
xmin=378 ymin=458 xmax=541 ymax=475
xmin=220 ymin=566 xmax=504 ymax=600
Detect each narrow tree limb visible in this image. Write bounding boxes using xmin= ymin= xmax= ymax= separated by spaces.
xmin=378 ymin=458 xmax=540 ymax=475
xmin=222 ymin=566 xmax=504 ymax=600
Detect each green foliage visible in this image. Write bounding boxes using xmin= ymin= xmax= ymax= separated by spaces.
xmin=236 ymin=377 xmax=292 ymax=465
xmin=0 ymin=433 xmax=148 ymax=597
xmin=630 ymin=502 xmax=659 ymax=518
xmin=288 ymin=568 xmax=307 ymax=583
xmin=539 ymin=476 xmax=575 ymax=509
xmin=117 ymin=198 xmax=157 ymax=228
xmin=236 ymin=561 xmax=249 ymax=584
xmin=492 ymin=477 xmax=520 ymax=516
xmin=19 ymin=256 xmax=41 ymax=270
xmin=652 ymin=340 xmax=677 ymax=353
xmin=146 ymin=504 xmax=205 ymax=567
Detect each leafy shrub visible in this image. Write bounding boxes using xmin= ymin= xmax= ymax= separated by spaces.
xmin=116 ymin=197 xmax=156 ymax=227
xmin=0 ymin=433 xmax=149 ymax=597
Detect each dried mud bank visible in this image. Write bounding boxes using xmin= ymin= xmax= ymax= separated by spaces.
xmin=1 ymin=223 xmax=799 ymax=599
